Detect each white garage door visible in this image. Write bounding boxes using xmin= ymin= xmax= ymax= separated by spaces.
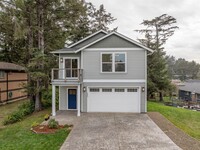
xmin=87 ymin=87 xmax=140 ymax=112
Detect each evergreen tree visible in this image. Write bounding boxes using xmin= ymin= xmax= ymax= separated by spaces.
xmin=0 ymin=0 xmax=116 ymax=111
xmin=135 ymin=14 xmax=179 ymax=101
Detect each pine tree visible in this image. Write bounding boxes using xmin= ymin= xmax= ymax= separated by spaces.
xmin=135 ymin=14 xmax=179 ymax=101
xmin=0 ymin=0 xmax=116 ymax=110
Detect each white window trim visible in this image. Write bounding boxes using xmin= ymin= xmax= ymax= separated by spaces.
xmin=63 ymin=57 xmax=80 ymax=79
xmin=100 ymin=52 xmax=127 ymax=73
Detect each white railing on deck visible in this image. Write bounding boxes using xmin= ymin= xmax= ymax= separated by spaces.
xmin=51 ymin=68 xmax=83 ymax=82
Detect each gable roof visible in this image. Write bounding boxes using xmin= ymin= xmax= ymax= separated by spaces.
xmin=178 ymin=80 xmax=200 ymax=94
xmin=67 ymin=30 xmax=107 ymax=48
xmin=51 ymin=30 xmax=154 ymax=54
xmin=0 ymin=62 xmax=25 ymax=71
xmin=74 ymin=31 xmax=154 ymax=53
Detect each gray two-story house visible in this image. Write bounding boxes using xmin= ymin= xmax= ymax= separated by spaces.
xmin=51 ymin=30 xmax=153 ymax=116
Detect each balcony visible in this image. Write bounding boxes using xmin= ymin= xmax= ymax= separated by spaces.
xmin=51 ymin=68 xmax=83 ymax=82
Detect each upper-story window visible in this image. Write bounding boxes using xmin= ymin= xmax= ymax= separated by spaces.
xmin=0 ymin=71 xmax=5 ymax=78
xmin=101 ymin=52 xmax=126 ymax=73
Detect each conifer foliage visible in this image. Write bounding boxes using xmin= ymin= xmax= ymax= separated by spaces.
xmin=135 ymin=14 xmax=179 ymax=101
xmin=0 ymin=0 xmax=116 ymax=110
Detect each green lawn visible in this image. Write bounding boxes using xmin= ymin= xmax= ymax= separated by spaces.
xmin=148 ymin=101 xmax=200 ymax=140
xmin=0 ymin=107 xmax=69 ymax=150
xmin=0 ymin=100 xmax=28 ymax=127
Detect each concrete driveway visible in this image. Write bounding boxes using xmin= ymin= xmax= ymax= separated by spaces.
xmin=60 ymin=113 xmax=181 ymax=150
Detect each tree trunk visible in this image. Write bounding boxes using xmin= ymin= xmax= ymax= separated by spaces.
xmin=37 ymin=0 xmax=44 ymax=53
xmin=35 ymin=80 xmax=42 ymax=111
xmin=159 ymin=91 xmax=163 ymax=101
xmin=27 ymin=2 xmax=35 ymax=103
xmin=35 ymin=0 xmax=45 ymax=111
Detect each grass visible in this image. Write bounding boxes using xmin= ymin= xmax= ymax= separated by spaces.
xmin=0 ymin=99 xmax=28 ymax=127
xmin=148 ymin=101 xmax=200 ymax=140
xmin=0 ymin=104 xmax=69 ymax=150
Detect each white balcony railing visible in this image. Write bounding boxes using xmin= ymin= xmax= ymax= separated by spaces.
xmin=51 ymin=68 xmax=83 ymax=82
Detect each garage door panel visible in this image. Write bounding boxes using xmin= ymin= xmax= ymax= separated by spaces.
xmin=88 ymin=87 xmax=140 ymax=112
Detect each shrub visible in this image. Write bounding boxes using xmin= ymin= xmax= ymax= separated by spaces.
xmin=44 ymin=114 xmax=50 ymax=121
xmin=42 ymin=88 xmax=59 ymax=109
xmin=3 ymin=101 xmax=34 ymax=125
xmin=48 ymin=119 xmax=59 ymax=129
xmin=31 ymin=121 xmax=39 ymax=127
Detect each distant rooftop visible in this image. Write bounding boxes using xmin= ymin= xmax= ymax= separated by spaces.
xmin=178 ymin=80 xmax=200 ymax=94
xmin=0 ymin=62 xmax=25 ymax=71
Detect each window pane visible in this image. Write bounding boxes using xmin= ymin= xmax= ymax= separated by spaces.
xmin=115 ymin=63 xmax=125 ymax=72
xmin=0 ymin=71 xmax=5 ymax=78
xmin=66 ymin=69 xmax=71 ymax=77
xmin=102 ymin=54 xmax=112 ymax=62
xmin=72 ymin=69 xmax=78 ymax=77
xmin=90 ymin=88 xmax=99 ymax=92
xmin=127 ymin=88 xmax=137 ymax=92
xmin=102 ymin=88 xmax=112 ymax=92
xmin=102 ymin=63 xmax=112 ymax=72
xmin=115 ymin=53 xmax=125 ymax=62
xmin=65 ymin=59 xmax=71 ymax=68
xmin=115 ymin=88 xmax=124 ymax=92
xmin=72 ymin=59 xmax=78 ymax=68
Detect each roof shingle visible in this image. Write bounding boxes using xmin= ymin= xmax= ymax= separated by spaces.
xmin=0 ymin=62 xmax=25 ymax=71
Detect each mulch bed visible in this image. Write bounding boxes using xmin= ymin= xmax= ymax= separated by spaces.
xmin=148 ymin=112 xmax=200 ymax=150
xmin=31 ymin=125 xmax=72 ymax=134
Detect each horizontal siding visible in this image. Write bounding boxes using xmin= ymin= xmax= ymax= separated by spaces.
xmin=83 ymin=50 xmax=145 ymax=79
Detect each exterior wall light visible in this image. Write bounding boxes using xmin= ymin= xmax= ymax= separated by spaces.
xmin=83 ymin=87 xmax=86 ymax=92
xmin=142 ymin=87 xmax=145 ymax=92
xmin=60 ymin=58 xmax=63 ymax=63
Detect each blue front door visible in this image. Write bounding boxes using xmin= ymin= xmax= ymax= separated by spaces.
xmin=68 ymin=89 xmax=77 ymax=109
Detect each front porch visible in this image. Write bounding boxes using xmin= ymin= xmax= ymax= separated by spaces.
xmin=51 ymin=67 xmax=83 ymax=117
xmin=51 ymin=84 xmax=81 ymax=117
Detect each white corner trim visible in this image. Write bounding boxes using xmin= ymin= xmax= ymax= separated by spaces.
xmin=81 ymin=51 xmax=83 ymax=69
xmin=83 ymin=79 xmax=146 ymax=83
xmin=68 ymin=30 xmax=107 ymax=48
xmin=145 ymin=50 xmax=147 ymax=112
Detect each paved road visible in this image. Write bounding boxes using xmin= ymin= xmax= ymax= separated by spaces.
xmin=60 ymin=113 xmax=181 ymax=150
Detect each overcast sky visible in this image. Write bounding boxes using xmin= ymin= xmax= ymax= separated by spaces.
xmin=87 ymin=0 xmax=200 ymax=63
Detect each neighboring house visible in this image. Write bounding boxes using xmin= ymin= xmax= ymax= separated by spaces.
xmin=0 ymin=62 xmax=27 ymax=105
xmin=51 ymin=30 xmax=153 ymax=116
xmin=178 ymin=80 xmax=200 ymax=102
xmin=171 ymin=79 xmax=184 ymax=96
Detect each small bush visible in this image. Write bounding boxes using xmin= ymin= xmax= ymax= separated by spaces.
xmin=3 ymin=101 xmax=34 ymax=125
xmin=44 ymin=114 xmax=50 ymax=121
xmin=31 ymin=121 xmax=39 ymax=127
xmin=48 ymin=119 xmax=59 ymax=129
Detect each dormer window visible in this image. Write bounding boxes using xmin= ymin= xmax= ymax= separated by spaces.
xmin=101 ymin=52 xmax=126 ymax=73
